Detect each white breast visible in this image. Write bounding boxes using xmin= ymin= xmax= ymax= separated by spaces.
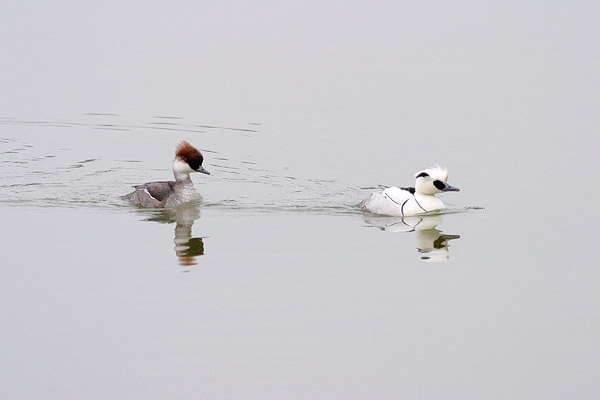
xmin=164 ymin=184 xmax=202 ymax=207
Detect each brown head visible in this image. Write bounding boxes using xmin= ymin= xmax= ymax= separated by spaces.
xmin=174 ymin=141 xmax=210 ymax=175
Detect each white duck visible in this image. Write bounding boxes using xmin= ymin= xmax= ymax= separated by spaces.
xmin=360 ymin=166 xmax=459 ymax=216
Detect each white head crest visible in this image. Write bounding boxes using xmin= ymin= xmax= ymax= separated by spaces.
xmin=414 ymin=165 xmax=458 ymax=195
xmin=415 ymin=165 xmax=449 ymax=183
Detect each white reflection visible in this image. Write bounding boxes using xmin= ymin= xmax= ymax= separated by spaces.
xmin=364 ymin=215 xmax=460 ymax=262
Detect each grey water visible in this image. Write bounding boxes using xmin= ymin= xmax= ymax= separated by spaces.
xmin=1 ymin=2 xmax=599 ymax=399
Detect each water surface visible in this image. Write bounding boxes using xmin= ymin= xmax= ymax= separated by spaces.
xmin=1 ymin=1 xmax=599 ymax=399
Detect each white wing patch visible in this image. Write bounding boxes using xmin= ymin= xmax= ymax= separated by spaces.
xmin=143 ymin=187 xmax=159 ymax=201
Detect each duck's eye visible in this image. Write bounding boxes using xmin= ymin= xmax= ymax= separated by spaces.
xmin=416 ymin=172 xmax=429 ymax=178
xmin=433 ymin=180 xmax=446 ymax=190
xmin=184 ymin=156 xmax=202 ymax=171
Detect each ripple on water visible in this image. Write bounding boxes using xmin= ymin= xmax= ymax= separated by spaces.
xmin=1 ymin=115 xmax=478 ymax=215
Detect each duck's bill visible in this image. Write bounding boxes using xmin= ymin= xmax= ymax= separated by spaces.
xmin=442 ymin=184 xmax=459 ymax=192
xmin=197 ymin=166 xmax=211 ymax=175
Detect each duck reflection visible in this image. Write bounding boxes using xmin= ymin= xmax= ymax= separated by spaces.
xmin=364 ymin=214 xmax=460 ymax=262
xmin=141 ymin=202 xmax=205 ymax=267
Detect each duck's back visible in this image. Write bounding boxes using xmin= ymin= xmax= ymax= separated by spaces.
xmin=361 ymin=186 xmax=413 ymax=216
xmin=122 ymin=181 xmax=176 ymax=208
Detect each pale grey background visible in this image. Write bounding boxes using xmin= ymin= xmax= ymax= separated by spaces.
xmin=1 ymin=1 xmax=598 ymax=399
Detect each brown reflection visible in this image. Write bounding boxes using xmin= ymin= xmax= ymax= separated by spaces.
xmin=141 ymin=202 xmax=205 ymax=267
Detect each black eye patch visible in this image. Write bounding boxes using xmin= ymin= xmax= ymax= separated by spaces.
xmin=416 ymin=172 xmax=429 ymax=178
xmin=433 ymin=180 xmax=446 ymax=190
xmin=184 ymin=155 xmax=203 ymax=171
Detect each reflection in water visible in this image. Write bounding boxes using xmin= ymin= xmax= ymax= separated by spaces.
xmin=140 ymin=202 xmax=205 ymax=267
xmin=364 ymin=215 xmax=460 ymax=262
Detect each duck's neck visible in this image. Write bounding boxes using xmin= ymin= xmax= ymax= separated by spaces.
xmin=174 ymin=171 xmax=192 ymax=183
xmin=414 ymin=192 xmax=445 ymax=211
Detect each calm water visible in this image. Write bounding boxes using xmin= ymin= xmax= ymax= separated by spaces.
xmin=2 ymin=2 xmax=599 ymax=399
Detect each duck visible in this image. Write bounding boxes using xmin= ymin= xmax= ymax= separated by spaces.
xmin=122 ymin=141 xmax=210 ymax=208
xmin=359 ymin=165 xmax=459 ymax=216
